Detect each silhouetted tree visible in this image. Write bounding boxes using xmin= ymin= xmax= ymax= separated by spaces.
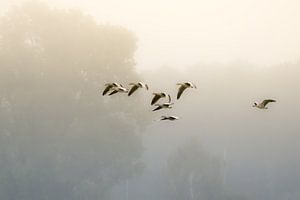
xmin=0 ymin=1 xmax=147 ymax=199
xmin=164 ymin=139 xmax=248 ymax=200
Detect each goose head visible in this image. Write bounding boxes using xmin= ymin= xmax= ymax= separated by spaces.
xmin=187 ymin=82 xmax=196 ymax=88
xmin=253 ymin=102 xmax=258 ymax=107
xmin=182 ymin=82 xmax=194 ymax=88
xmin=186 ymin=82 xmax=192 ymax=86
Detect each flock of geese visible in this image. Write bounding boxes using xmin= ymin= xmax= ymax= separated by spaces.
xmin=102 ymin=81 xmax=276 ymax=121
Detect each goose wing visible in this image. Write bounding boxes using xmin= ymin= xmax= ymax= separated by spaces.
xmin=160 ymin=116 xmax=168 ymax=120
xmin=177 ymin=85 xmax=187 ymax=99
xmin=102 ymin=85 xmax=113 ymax=96
xmin=167 ymin=94 xmax=171 ymax=103
xmin=128 ymin=85 xmax=139 ymax=96
xmin=170 ymin=116 xmax=179 ymax=120
xmin=152 ymin=105 xmax=162 ymax=111
xmin=160 ymin=116 xmax=179 ymax=121
xmin=262 ymin=99 xmax=276 ymax=106
xmin=163 ymin=102 xmax=174 ymax=106
xmin=109 ymin=90 xmax=119 ymax=96
xmin=151 ymin=94 xmax=161 ymax=105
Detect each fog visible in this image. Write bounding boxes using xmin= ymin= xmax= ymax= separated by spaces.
xmin=2 ymin=0 xmax=300 ymax=70
xmin=0 ymin=1 xmax=299 ymax=200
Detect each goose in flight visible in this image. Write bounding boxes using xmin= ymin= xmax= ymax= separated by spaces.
xmin=253 ymin=99 xmax=276 ymax=109
xmin=102 ymin=82 xmax=121 ymax=96
xmin=108 ymin=85 xmax=128 ymax=96
xmin=152 ymin=103 xmax=174 ymax=111
xmin=159 ymin=115 xmax=179 ymax=121
xmin=151 ymin=92 xmax=171 ymax=105
xmin=128 ymin=82 xmax=149 ymax=96
xmin=177 ymin=82 xmax=197 ymax=99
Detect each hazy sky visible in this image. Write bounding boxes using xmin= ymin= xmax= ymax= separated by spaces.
xmin=2 ymin=0 xmax=300 ymax=70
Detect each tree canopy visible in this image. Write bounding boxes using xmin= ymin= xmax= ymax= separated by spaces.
xmin=0 ymin=1 xmax=147 ymax=199
xmin=165 ymin=139 xmax=248 ymax=200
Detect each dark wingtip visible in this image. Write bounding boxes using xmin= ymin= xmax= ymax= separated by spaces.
xmin=152 ymin=106 xmax=161 ymax=111
xmin=108 ymin=91 xmax=116 ymax=96
xmin=151 ymin=99 xmax=155 ymax=105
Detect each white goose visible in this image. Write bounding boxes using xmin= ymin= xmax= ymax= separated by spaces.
xmin=128 ymin=82 xmax=149 ymax=96
xmin=159 ymin=115 xmax=179 ymax=121
xmin=152 ymin=103 xmax=174 ymax=111
xmin=108 ymin=85 xmax=128 ymax=96
xmin=253 ymin=99 xmax=276 ymax=109
xmin=177 ymin=82 xmax=197 ymax=99
xmin=151 ymin=92 xmax=171 ymax=105
xmin=102 ymin=82 xmax=121 ymax=96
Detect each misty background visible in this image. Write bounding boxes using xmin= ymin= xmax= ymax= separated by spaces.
xmin=0 ymin=1 xmax=299 ymax=200
xmin=2 ymin=0 xmax=300 ymax=70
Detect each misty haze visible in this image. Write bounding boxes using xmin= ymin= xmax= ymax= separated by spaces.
xmin=0 ymin=1 xmax=299 ymax=200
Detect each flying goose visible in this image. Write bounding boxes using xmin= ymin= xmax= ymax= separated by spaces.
xmin=108 ymin=85 xmax=128 ymax=96
xmin=152 ymin=103 xmax=174 ymax=111
xmin=177 ymin=82 xmax=197 ymax=99
xmin=102 ymin=82 xmax=121 ymax=96
xmin=160 ymin=115 xmax=179 ymax=121
xmin=253 ymin=99 xmax=276 ymax=109
xmin=128 ymin=82 xmax=149 ymax=96
xmin=151 ymin=93 xmax=171 ymax=105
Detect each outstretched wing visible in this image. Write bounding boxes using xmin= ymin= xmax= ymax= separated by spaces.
xmin=145 ymin=84 xmax=149 ymax=90
xmin=151 ymin=94 xmax=161 ymax=105
xmin=160 ymin=116 xmax=168 ymax=120
xmin=170 ymin=115 xmax=179 ymax=119
xmin=152 ymin=106 xmax=162 ymax=111
xmin=262 ymin=99 xmax=276 ymax=106
xmin=128 ymin=85 xmax=139 ymax=96
xmin=102 ymin=85 xmax=112 ymax=96
xmin=177 ymin=85 xmax=187 ymax=99
xmin=167 ymin=94 xmax=172 ymax=103
xmin=109 ymin=90 xmax=118 ymax=96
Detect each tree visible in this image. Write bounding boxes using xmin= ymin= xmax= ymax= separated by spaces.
xmin=164 ymin=139 xmax=248 ymax=200
xmin=0 ymin=1 xmax=147 ymax=199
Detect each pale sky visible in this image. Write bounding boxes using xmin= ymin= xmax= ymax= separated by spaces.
xmin=2 ymin=0 xmax=300 ymax=70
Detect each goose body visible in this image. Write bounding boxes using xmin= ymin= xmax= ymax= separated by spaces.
xmin=160 ymin=115 xmax=179 ymax=121
xmin=253 ymin=99 xmax=276 ymax=109
xmin=108 ymin=85 xmax=128 ymax=96
xmin=151 ymin=92 xmax=171 ymax=105
xmin=128 ymin=82 xmax=149 ymax=96
xmin=102 ymin=82 xmax=121 ymax=96
xmin=177 ymin=82 xmax=197 ymax=99
xmin=152 ymin=103 xmax=174 ymax=111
